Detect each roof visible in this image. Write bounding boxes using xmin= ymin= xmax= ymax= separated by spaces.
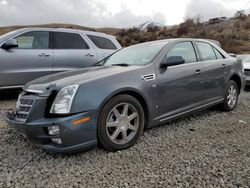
xmin=136 ymin=38 xmax=220 ymax=45
xmin=10 ymin=27 xmax=115 ymax=37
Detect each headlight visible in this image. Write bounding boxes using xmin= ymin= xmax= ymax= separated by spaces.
xmin=50 ymin=85 xmax=79 ymax=114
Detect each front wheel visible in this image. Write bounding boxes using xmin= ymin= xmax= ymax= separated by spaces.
xmin=221 ymin=80 xmax=239 ymax=111
xmin=97 ymin=95 xmax=145 ymax=152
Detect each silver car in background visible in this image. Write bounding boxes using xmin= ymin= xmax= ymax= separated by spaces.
xmin=237 ymin=55 xmax=250 ymax=87
xmin=0 ymin=28 xmax=121 ymax=89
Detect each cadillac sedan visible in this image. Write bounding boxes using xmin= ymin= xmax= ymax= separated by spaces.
xmin=1 ymin=39 xmax=245 ymax=153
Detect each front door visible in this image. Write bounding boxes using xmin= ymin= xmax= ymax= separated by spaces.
xmin=156 ymin=41 xmax=205 ymax=120
xmin=0 ymin=31 xmax=52 ymax=87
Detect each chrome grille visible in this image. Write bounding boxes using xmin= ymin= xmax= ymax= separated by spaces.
xmin=245 ymin=69 xmax=250 ymax=76
xmin=15 ymin=94 xmax=37 ymax=122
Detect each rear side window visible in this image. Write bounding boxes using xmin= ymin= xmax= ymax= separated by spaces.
xmin=87 ymin=35 xmax=117 ymax=50
xmin=15 ymin=31 xmax=49 ymax=49
xmin=167 ymin=42 xmax=197 ymax=64
xmin=213 ymin=47 xmax=224 ymax=59
xmin=53 ymin=32 xmax=89 ymax=49
xmin=196 ymin=42 xmax=217 ymax=61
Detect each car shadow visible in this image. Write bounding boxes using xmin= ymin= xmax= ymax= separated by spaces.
xmin=0 ymin=89 xmax=21 ymax=101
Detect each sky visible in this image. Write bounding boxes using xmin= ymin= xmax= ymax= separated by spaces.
xmin=0 ymin=0 xmax=249 ymax=28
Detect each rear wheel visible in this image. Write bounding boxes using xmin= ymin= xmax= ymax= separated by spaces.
xmin=221 ymin=80 xmax=239 ymax=111
xmin=98 ymin=95 xmax=145 ymax=151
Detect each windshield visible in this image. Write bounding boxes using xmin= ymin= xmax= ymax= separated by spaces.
xmin=237 ymin=55 xmax=250 ymax=63
xmin=242 ymin=56 xmax=250 ymax=63
xmin=102 ymin=42 xmax=168 ymax=66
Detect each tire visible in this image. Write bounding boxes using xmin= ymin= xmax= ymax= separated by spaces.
xmin=220 ymin=80 xmax=239 ymax=111
xmin=97 ymin=94 xmax=145 ymax=152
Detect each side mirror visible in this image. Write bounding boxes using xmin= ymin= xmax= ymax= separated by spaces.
xmin=2 ymin=39 xmax=18 ymax=49
xmin=161 ymin=56 xmax=185 ymax=68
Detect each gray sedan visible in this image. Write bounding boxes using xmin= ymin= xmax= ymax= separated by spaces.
xmin=1 ymin=38 xmax=245 ymax=153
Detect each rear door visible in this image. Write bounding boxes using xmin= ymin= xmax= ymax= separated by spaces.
xmin=195 ymin=41 xmax=227 ymax=101
xmin=86 ymin=35 xmax=119 ymax=61
xmin=0 ymin=31 xmax=52 ymax=87
xmin=157 ymin=41 xmax=205 ymax=118
xmin=52 ymin=32 xmax=97 ymax=73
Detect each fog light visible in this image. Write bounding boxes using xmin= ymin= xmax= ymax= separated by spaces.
xmin=48 ymin=126 xmax=60 ymax=136
xmin=51 ymin=138 xmax=62 ymax=145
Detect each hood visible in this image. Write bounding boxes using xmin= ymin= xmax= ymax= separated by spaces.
xmin=243 ymin=62 xmax=250 ymax=69
xmin=24 ymin=66 xmax=141 ymax=93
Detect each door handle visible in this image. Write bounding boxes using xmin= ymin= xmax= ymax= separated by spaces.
xmin=38 ymin=53 xmax=51 ymax=57
xmin=85 ymin=53 xmax=94 ymax=57
xmin=222 ymin=64 xmax=226 ymax=68
xmin=44 ymin=54 xmax=51 ymax=57
xmin=195 ymin=69 xmax=201 ymax=75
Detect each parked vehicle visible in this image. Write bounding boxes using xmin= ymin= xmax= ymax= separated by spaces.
xmin=1 ymin=39 xmax=245 ymax=153
xmin=208 ymin=39 xmax=221 ymax=47
xmin=237 ymin=55 xmax=250 ymax=86
xmin=0 ymin=28 xmax=121 ymax=89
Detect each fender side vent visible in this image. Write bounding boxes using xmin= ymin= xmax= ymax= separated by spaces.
xmin=141 ymin=74 xmax=156 ymax=81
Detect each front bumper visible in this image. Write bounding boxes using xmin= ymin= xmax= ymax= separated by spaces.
xmin=0 ymin=111 xmax=98 ymax=153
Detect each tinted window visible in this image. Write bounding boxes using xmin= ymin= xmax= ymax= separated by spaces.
xmin=87 ymin=35 xmax=117 ymax=50
xmin=167 ymin=42 xmax=197 ymax=63
xmin=213 ymin=47 xmax=224 ymax=59
xmin=196 ymin=42 xmax=217 ymax=61
xmin=15 ymin=31 xmax=49 ymax=49
xmin=238 ymin=55 xmax=250 ymax=63
xmin=53 ymin=32 xmax=89 ymax=49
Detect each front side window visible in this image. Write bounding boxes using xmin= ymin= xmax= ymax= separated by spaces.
xmin=196 ymin=42 xmax=217 ymax=61
xmin=53 ymin=32 xmax=89 ymax=49
xmin=102 ymin=42 xmax=168 ymax=66
xmin=87 ymin=35 xmax=117 ymax=50
xmin=15 ymin=31 xmax=49 ymax=49
xmin=167 ymin=42 xmax=197 ymax=63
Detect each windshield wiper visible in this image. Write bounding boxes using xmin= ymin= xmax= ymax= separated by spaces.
xmin=111 ymin=63 xmax=130 ymax=67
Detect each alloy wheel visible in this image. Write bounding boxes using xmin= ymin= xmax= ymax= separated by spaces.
xmin=227 ymin=84 xmax=237 ymax=108
xmin=106 ymin=102 xmax=139 ymax=145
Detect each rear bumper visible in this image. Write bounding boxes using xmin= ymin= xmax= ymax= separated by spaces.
xmin=0 ymin=111 xmax=98 ymax=153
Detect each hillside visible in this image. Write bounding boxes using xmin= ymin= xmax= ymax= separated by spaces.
xmin=0 ymin=16 xmax=250 ymax=54
xmin=116 ymin=16 xmax=250 ymax=54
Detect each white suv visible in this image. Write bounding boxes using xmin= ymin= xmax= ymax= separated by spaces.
xmin=0 ymin=28 xmax=122 ymax=89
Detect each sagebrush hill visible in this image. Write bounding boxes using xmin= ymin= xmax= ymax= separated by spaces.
xmin=0 ymin=15 xmax=250 ymax=54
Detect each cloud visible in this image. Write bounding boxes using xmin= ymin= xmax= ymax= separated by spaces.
xmin=0 ymin=0 xmax=166 ymax=28
xmin=0 ymin=0 xmax=247 ymax=27
xmin=184 ymin=0 xmax=237 ymax=21
xmin=106 ymin=5 xmax=167 ymax=27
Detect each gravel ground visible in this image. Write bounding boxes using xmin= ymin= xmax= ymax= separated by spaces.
xmin=0 ymin=90 xmax=249 ymax=187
